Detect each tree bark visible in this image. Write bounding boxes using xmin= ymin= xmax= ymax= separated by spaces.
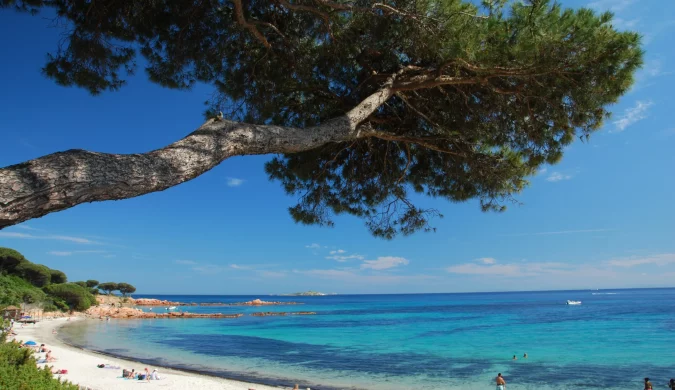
xmin=0 ymin=87 xmax=394 ymax=229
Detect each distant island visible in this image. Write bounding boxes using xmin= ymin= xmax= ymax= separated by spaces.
xmin=276 ymin=291 xmax=336 ymax=296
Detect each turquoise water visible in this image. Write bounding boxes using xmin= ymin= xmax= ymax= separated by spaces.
xmin=59 ymin=289 xmax=675 ymax=389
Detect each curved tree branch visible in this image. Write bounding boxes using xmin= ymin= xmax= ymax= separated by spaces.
xmin=0 ymin=86 xmax=395 ymax=229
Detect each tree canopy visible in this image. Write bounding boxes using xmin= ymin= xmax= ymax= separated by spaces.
xmin=0 ymin=0 xmax=642 ymax=237
xmin=117 ymin=283 xmax=137 ymax=297
xmin=97 ymin=282 xmax=119 ymax=295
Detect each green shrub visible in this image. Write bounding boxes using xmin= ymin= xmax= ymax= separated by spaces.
xmin=0 ymin=323 xmax=78 ymax=389
xmin=0 ymin=247 xmax=25 ymax=275
xmin=0 ymin=275 xmax=47 ymax=307
xmin=43 ymin=283 xmax=96 ymax=311
xmin=15 ymin=263 xmax=52 ymax=288
xmin=49 ymin=270 xmax=67 ymax=284
xmin=73 ymin=281 xmax=87 ymax=288
xmin=85 ymin=280 xmax=99 ymax=288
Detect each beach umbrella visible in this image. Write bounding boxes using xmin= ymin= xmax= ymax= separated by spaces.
xmin=24 ymin=341 xmax=37 ymax=345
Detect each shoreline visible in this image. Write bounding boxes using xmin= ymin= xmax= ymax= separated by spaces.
xmin=10 ymin=317 xmax=290 ymax=390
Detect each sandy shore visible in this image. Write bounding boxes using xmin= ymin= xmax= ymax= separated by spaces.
xmin=10 ymin=317 xmax=288 ymax=390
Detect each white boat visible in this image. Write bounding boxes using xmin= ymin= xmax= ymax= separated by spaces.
xmin=166 ymin=306 xmax=177 ymax=310
xmin=566 ymin=300 xmax=582 ymax=305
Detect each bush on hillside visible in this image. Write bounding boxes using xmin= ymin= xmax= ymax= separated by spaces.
xmin=85 ymin=280 xmax=99 ymax=288
xmin=0 ymin=247 xmax=25 ymax=274
xmin=0 ymin=323 xmax=78 ymax=389
xmin=0 ymin=275 xmax=47 ymax=307
xmin=43 ymin=283 xmax=96 ymax=311
xmin=49 ymin=270 xmax=67 ymax=284
xmin=73 ymin=281 xmax=87 ymax=288
xmin=15 ymin=263 xmax=52 ymax=288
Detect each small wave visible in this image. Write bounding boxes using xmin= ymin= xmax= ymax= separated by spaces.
xmin=592 ymin=292 xmax=618 ymax=295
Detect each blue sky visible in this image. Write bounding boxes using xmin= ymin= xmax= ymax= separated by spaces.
xmin=1 ymin=0 xmax=674 ymax=295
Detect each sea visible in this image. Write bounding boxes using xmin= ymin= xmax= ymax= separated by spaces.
xmin=58 ymin=289 xmax=675 ymax=390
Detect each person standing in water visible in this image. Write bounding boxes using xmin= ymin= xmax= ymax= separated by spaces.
xmin=644 ymin=377 xmax=653 ymax=390
xmin=523 ymin=353 xmax=528 ymax=359
xmin=496 ymin=373 xmax=506 ymax=390
xmin=512 ymin=355 xmax=517 ymax=360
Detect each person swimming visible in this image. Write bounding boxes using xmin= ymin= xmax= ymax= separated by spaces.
xmin=512 ymin=355 xmax=517 ymax=360
xmin=523 ymin=353 xmax=528 ymax=359
xmin=496 ymin=373 xmax=506 ymax=390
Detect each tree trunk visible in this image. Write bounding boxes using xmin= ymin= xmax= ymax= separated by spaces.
xmin=0 ymin=88 xmax=394 ymax=229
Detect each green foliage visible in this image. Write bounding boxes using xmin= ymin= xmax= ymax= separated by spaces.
xmin=97 ymin=282 xmax=118 ymax=295
xmin=0 ymin=0 xmax=642 ymax=237
xmin=0 ymin=274 xmax=47 ymax=307
xmin=0 ymin=324 xmax=79 ymax=390
xmin=14 ymin=262 xmax=51 ymax=288
xmin=43 ymin=283 xmax=96 ymax=311
xmin=117 ymin=283 xmax=136 ymax=297
xmin=85 ymin=280 xmax=99 ymax=288
xmin=73 ymin=281 xmax=87 ymax=288
xmin=0 ymin=247 xmax=25 ymax=274
xmin=49 ymin=270 xmax=67 ymax=284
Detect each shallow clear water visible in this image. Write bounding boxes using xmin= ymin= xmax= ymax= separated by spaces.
xmin=59 ymin=289 xmax=675 ymax=389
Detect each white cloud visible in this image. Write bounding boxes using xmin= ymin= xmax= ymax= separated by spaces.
xmin=175 ymin=260 xmax=197 ymax=265
xmin=538 ymin=167 xmax=547 ymax=175
xmin=230 ymin=264 xmax=252 ymax=270
xmin=329 ymin=249 xmax=346 ymax=254
xmin=546 ymin=172 xmax=573 ymax=182
xmin=0 ymin=232 xmax=100 ymax=244
xmin=612 ymin=101 xmax=653 ymax=132
xmin=226 ymin=177 xmax=244 ymax=187
xmin=47 ymin=250 xmax=106 ymax=256
xmin=361 ymin=256 xmax=409 ymax=270
xmin=612 ymin=18 xmax=639 ymax=30
xmin=16 ymin=225 xmax=41 ymax=231
xmin=606 ymin=254 xmax=675 ymax=268
xmin=476 ymin=257 xmax=497 ymax=265
xmin=305 ymin=243 xmax=321 ymax=249
xmin=588 ymin=0 xmax=635 ymax=12
xmin=326 ymin=254 xmax=364 ymax=262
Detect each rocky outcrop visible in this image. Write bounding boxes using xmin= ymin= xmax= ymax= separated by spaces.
xmin=131 ymin=298 xmax=303 ymax=306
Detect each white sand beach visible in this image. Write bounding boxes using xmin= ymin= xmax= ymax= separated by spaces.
xmin=10 ymin=317 xmax=287 ymax=390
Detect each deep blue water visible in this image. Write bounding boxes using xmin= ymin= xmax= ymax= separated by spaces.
xmin=59 ymin=289 xmax=675 ymax=389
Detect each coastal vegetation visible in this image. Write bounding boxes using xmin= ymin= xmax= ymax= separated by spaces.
xmin=0 ymin=323 xmax=77 ymax=389
xmin=0 ymin=247 xmax=134 ymax=313
xmin=0 ymin=0 xmax=642 ymax=239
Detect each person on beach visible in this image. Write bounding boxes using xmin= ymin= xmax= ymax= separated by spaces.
xmin=126 ymin=369 xmax=136 ymax=379
xmin=644 ymin=377 xmax=653 ymax=390
xmin=151 ymin=369 xmax=160 ymax=380
xmin=496 ymin=373 xmax=506 ymax=390
xmin=293 ymin=385 xmax=299 ymax=390
xmin=46 ymin=350 xmax=57 ymax=362
xmin=145 ymin=368 xmax=151 ymax=381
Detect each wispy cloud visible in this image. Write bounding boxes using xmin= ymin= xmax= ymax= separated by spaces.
xmin=612 ymin=100 xmax=653 ymax=132
xmin=476 ymin=257 xmax=496 ymax=265
xmin=326 ymin=254 xmax=365 ymax=262
xmin=192 ymin=265 xmax=227 ymax=274
xmin=305 ymin=243 xmax=321 ymax=249
xmin=606 ymin=254 xmax=675 ymax=268
xmin=329 ymin=249 xmax=346 ymax=254
xmin=16 ymin=225 xmax=41 ymax=231
xmin=230 ymin=264 xmax=252 ymax=270
xmin=0 ymin=232 xmax=100 ymax=244
xmin=226 ymin=177 xmax=244 ymax=187
xmin=361 ymin=256 xmax=409 ymax=270
xmin=546 ymin=172 xmax=573 ymax=182
xmin=612 ymin=17 xmax=639 ymax=30
xmin=47 ymin=250 xmax=106 ymax=256
xmin=258 ymin=271 xmax=287 ymax=278
xmin=588 ymin=0 xmax=635 ymax=12
xmin=175 ymin=260 xmax=197 ymax=265
xmin=502 ymin=228 xmax=614 ymax=237
xmin=538 ymin=167 xmax=547 ymax=175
